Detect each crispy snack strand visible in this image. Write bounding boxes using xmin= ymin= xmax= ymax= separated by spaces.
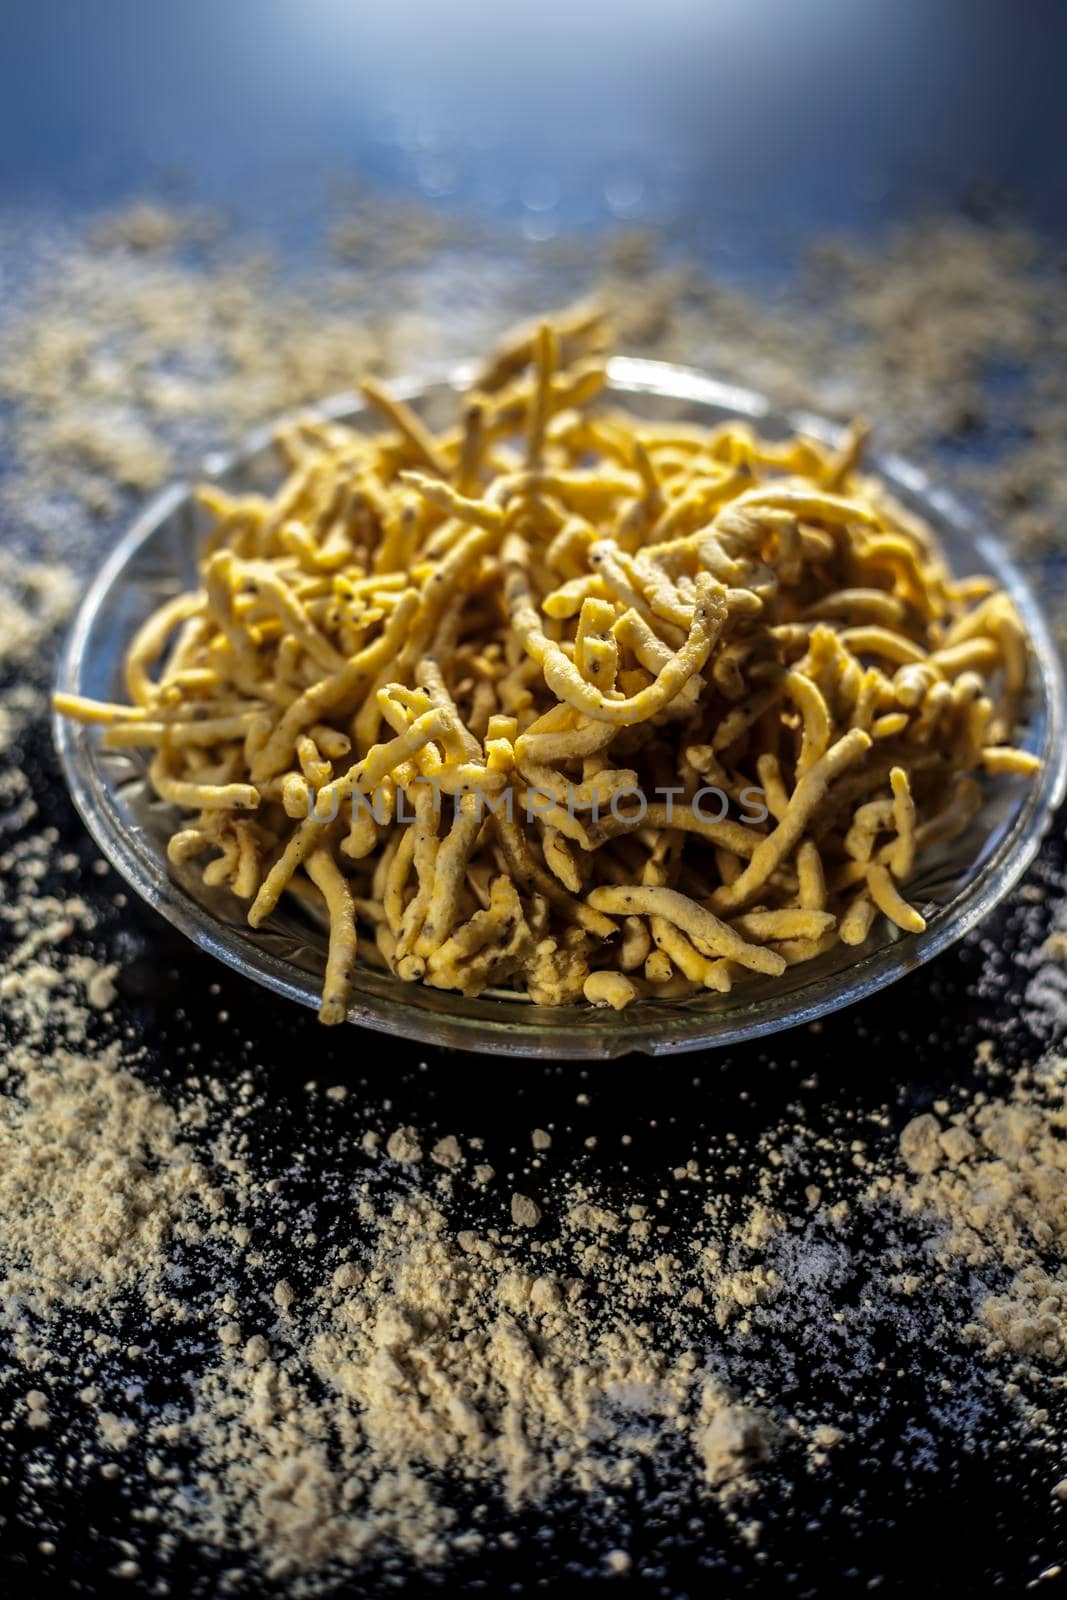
xmin=57 ymin=308 xmax=1040 ymax=1021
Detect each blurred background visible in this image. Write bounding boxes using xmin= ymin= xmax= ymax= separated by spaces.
xmin=3 ymin=0 xmax=1066 ymax=266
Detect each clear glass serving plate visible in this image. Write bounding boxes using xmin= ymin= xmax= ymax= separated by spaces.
xmin=53 ymin=358 xmax=1067 ymax=1057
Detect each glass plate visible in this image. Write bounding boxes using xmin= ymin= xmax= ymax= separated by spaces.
xmin=53 ymin=358 xmax=1067 ymax=1058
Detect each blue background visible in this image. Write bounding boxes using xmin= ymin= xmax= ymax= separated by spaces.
xmin=2 ymin=0 xmax=1065 ymax=267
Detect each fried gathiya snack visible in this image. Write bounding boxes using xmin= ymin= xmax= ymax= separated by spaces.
xmin=56 ymin=306 xmax=1040 ymax=1021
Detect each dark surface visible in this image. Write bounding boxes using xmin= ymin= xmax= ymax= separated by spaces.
xmin=1 ymin=2 xmax=1067 ymax=1596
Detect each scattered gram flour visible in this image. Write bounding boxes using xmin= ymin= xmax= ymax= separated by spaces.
xmin=3 ymin=856 xmax=1067 ymax=1591
xmin=893 ymin=1061 xmax=1067 ymax=1374
xmin=0 ymin=551 xmax=77 ymax=755
xmin=3 ymin=816 xmax=1067 ymax=1589
xmin=176 ymin=1195 xmax=773 ymax=1581
xmin=1 ymin=198 xmax=1067 ymax=1590
xmin=0 ymin=889 xmax=790 ymax=1584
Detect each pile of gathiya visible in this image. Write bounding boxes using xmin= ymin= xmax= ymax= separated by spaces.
xmin=56 ymin=306 xmax=1039 ymax=1020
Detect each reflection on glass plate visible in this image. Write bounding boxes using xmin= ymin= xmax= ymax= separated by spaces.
xmin=53 ymin=359 xmax=1067 ymax=1057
